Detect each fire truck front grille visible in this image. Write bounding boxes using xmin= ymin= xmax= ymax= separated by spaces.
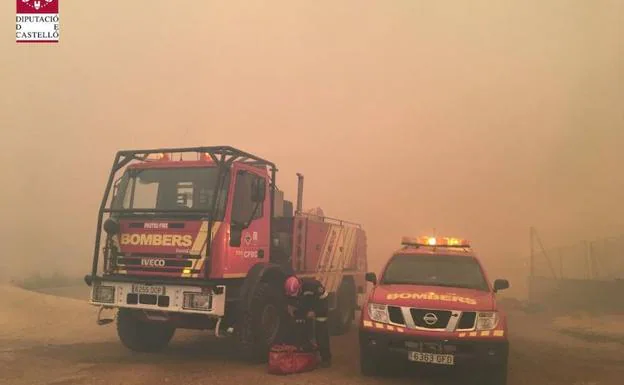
xmin=115 ymin=255 xmax=201 ymax=276
xmin=410 ymin=309 xmax=452 ymax=329
xmin=388 ymin=306 xmax=405 ymax=324
xmin=387 ymin=307 xmax=478 ymax=331
xmin=117 ymin=257 xmax=193 ymax=268
xmin=384 ymin=305 xmax=479 ymax=331
xmin=457 ymin=311 xmax=477 ymax=330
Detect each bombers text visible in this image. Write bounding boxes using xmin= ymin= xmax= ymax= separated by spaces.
xmin=120 ymin=233 xmax=193 ymax=247
xmin=386 ymin=292 xmax=478 ymax=305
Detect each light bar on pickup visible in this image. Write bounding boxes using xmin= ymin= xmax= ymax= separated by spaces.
xmin=401 ymin=236 xmax=470 ymax=248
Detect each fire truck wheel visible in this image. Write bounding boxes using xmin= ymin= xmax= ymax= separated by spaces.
xmin=239 ymin=282 xmax=285 ymax=363
xmin=329 ymin=280 xmax=355 ymax=335
xmin=116 ymin=309 xmax=175 ymax=353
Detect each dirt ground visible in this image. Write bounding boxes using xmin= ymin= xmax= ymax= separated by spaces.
xmin=1 ymin=285 xmax=623 ymax=385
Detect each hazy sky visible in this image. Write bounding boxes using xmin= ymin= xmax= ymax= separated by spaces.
xmin=1 ymin=1 xmax=623 ymax=296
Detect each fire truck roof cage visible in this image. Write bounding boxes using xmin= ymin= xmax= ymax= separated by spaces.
xmin=112 ymin=146 xmax=277 ymax=174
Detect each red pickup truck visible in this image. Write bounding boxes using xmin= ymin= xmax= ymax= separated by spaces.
xmin=359 ymin=235 xmax=510 ymax=385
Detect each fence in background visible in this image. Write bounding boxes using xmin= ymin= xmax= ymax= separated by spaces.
xmin=528 ymin=228 xmax=624 ymax=312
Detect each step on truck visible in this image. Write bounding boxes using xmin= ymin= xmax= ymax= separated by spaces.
xmin=85 ymin=146 xmax=368 ymax=361
xmin=359 ymin=236 xmax=510 ymax=385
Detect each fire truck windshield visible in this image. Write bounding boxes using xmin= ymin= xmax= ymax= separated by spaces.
xmin=380 ymin=254 xmax=489 ymax=291
xmin=111 ymin=167 xmax=229 ymax=218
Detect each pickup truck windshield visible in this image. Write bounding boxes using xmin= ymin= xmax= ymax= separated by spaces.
xmin=111 ymin=167 xmax=229 ymax=218
xmin=381 ymin=254 xmax=490 ymax=291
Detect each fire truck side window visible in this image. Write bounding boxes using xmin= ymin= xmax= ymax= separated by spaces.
xmin=250 ymin=175 xmax=264 ymax=219
xmin=231 ymin=170 xmax=264 ymax=224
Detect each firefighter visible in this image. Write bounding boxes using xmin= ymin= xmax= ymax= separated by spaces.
xmin=283 ymin=275 xmax=332 ymax=368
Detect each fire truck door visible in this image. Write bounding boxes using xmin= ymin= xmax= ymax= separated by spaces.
xmin=227 ymin=169 xmax=270 ymax=274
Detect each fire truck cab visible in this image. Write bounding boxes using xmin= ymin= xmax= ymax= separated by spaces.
xmin=359 ymin=236 xmax=510 ymax=385
xmin=85 ymin=146 xmax=367 ymax=361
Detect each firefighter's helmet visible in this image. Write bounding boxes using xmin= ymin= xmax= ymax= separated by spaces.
xmin=284 ymin=275 xmax=302 ymax=297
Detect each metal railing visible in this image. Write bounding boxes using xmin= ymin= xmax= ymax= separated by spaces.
xmin=530 ymin=228 xmax=624 ymax=281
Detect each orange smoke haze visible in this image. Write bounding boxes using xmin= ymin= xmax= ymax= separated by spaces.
xmin=1 ymin=1 xmax=623 ymax=298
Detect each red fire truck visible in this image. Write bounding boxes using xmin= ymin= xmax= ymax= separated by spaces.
xmin=359 ymin=236 xmax=510 ymax=384
xmin=85 ymin=146 xmax=368 ymax=361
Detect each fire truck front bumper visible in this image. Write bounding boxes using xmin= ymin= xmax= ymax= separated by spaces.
xmin=359 ymin=328 xmax=508 ymax=369
xmin=89 ymin=281 xmax=226 ymax=316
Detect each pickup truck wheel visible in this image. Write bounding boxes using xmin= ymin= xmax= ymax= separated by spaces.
xmin=239 ymin=282 xmax=286 ymax=363
xmin=329 ymin=280 xmax=355 ymax=335
xmin=479 ymin=361 xmax=508 ymax=385
xmin=116 ymin=309 xmax=175 ymax=352
xmin=360 ymin=345 xmax=382 ymax=376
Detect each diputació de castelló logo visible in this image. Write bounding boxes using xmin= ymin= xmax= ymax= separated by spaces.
xmin=16 ymin=0 xmax=60 ymax=43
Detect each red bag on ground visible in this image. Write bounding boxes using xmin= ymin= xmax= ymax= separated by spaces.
xmin=267 ymin=344 xmax=320 ymax=375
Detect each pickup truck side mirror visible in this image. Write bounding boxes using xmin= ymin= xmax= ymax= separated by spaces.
xmin=493 ymin=279 xmax=510 ymax=293
xmin=365 ymin=272 xmax=377 ymax=285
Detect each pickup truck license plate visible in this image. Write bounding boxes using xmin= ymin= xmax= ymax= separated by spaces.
xmin=131 ymin=284 xmax=165 ymax=296
xmin=408 ymin=351 xmax=455 ymax=366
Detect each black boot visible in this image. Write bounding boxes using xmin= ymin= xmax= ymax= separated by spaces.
xmin=315 ymin=318 xmax=331 ymax=368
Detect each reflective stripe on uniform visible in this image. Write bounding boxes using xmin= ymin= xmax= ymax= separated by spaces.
xmin=316 ymin=317 xmax=328 ymax=322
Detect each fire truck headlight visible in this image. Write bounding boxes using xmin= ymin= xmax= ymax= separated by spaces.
xmin=183 ymin=292 xmax=212 ymax=311
xmin=368 ymin=303 xmax=390 ymax=324
xmin=476 ymin=312 xmax=499 ymax=330
xmin=93 ymin=285 xmax=115 ymax=304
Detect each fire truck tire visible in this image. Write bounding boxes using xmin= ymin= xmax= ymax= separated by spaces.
xmin=329 ymin=280 xmax=355 ymax=335
xmin=116 ymin=309 xmax=175 ymax=353
xmin=238 ymin=282 xmax=286 ymax=363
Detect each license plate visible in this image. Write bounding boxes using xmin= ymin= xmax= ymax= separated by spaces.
xmin=408 ymin=351 xmax=455 ymax=366
xmin=131 ymin=284 xmax=165 ymax=296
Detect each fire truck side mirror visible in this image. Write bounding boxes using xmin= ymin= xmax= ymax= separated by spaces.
xmin=103 ymin=218 xmax=120 ymax=235
xmin=493 ymin=279 xmax=510 ymax=292
xmin=365 ymin=272 xmax=377 ymax=285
